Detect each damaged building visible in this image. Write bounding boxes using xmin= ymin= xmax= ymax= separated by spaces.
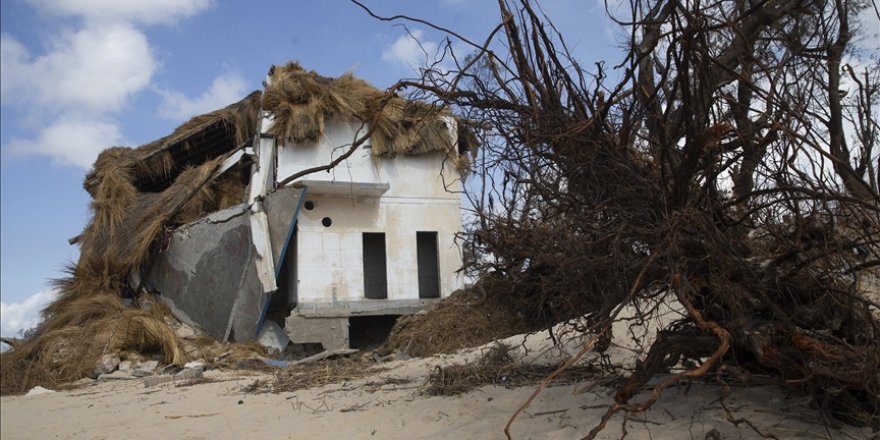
xmin=83 ymin=62 xmax=475 ymax=352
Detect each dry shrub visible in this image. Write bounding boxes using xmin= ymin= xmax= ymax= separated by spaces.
xmin=378 ymin=279 xmax=538 ymax=357
xmin=424 ymin=343 xmax=599 ymax=396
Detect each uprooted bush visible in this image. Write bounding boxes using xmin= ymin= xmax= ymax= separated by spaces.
xmin=362 ymin=0 xmax=880 ymax=433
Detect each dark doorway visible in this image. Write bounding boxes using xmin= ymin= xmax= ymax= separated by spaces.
xmin=349 ymin=315 xmax=399 ymax=350
xmin=362 ymin=233 xmax=388 ymax=299
xmin=417 ymin=231 xmax=440 ymax=298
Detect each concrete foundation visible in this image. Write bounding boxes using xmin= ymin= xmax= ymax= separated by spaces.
xmin=282 ymin=299 xmax=440 ymax=350
xmin=284 ymin=315 xmax=350 ymax=351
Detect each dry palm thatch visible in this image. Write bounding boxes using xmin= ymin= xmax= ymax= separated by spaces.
xmin=263 ymin=62 xmax=477 ymax=172
xmin=83 ymin=91 xmax=262 ymax=197
xmin=1 ymin=92 xmax=263 ymax=395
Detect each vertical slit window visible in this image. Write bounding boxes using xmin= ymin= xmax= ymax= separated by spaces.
xmin=363 ymin=233 xmax=388 ymax=299
xmin=417 ymin=231 xmax=440 ymax=299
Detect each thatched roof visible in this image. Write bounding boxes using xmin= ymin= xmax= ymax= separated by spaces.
xmin=264 ymin=62 xmax=477 ymax=170
xmin=84 ymin=90 xmax=262 ymax=196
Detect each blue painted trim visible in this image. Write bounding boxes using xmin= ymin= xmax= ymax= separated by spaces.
xmin=255 ymin=186 xmax=308 ymax=337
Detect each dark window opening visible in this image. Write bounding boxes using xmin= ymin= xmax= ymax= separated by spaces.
xmin=417 ymin=231 xmax=440 ymax=299
xmin=304 ymin=201 xmax=315 ymax=210
xmin=349 ymin=315 xmax=399 ymax=350
xmin=363 ymin=233 xmax=388 ymax=299
xmin=321 ymin=217 xmax=332 ymax=227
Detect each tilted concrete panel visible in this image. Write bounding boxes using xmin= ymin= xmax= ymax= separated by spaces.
xmin=146 ymin=206 xmax=255 ymax=341
xmin=145 ymin=188 xmax=304 ymax=342
xmin=263 ymin=186 xmax=306 ymax=269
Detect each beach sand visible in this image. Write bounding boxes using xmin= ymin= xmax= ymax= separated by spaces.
xmin=2 ymin=326 xmax=876 ymax=440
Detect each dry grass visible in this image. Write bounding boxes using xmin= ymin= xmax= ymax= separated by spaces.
xmin=423 ymin=343 xmax=600 ymax=396
xmin=244 ymin=357 xmax=387 ymax=394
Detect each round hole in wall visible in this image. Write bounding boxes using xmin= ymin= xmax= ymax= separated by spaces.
xmin=304 ymin=201 xmax=315 ymax=210
xmin=321 ymin=217 xmax=332 ymax=227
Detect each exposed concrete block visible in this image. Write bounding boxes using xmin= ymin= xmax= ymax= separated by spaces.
xmin=142 ymin=367 xmax=204 ymax=388
xmin=285 ymin=314 xmax=350 ymax=351
xmin=89 ymin=355 xmax=120 ymax=378
xmin=131 ymin=360 xmax=159 ymax=377
xmin=146 ymin=207 xmax=254 ymax=341
xmin=257 ymin=320 xmax=289 ymax=353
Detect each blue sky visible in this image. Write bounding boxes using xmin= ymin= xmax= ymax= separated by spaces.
xmin=0 ymin=0 xmax=623 ymax=336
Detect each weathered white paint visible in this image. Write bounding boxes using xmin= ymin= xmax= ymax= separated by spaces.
xmin=276 ymin=119 xmax=465 ymax=308
xmin=250 ymin=211 xmax=276 ymax=293
xmin=249 ymin=112 xmax=279 ymax=294
xmin=248 ymin=112 xmax=276 ymax=205
xmin=214 ymin=149 xmax=246 ymax=177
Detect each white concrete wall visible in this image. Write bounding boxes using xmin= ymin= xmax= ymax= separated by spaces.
xmin=276 ymin=120 xmax=463 ymax=199
xmin=277 ymin=119 xmax=465 ymax=306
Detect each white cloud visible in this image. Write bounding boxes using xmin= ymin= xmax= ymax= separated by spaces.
xmin=26 ymin=0 xmax=213 ymax=26
xmin=0 ymin=35 xmax=30 ymax=103
xmin=854 ymin=5 xmax=879 ymax=53
xmin=1 ymin=25 xmax=155 ymax=115
xmin=159 ymin=72 xmax=248 ymax=121
xmin=1 ymin=0 xmax=216 ymax=169
xmin=7 ymin=118 xmax=124 ymax=168
xmin=382 ymin=29 xmax=439 ymax=69
xmin=0 ymin=289 xmax=58 ymax=338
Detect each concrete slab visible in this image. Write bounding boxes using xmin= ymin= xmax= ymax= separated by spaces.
xmin=145 ymin=189 xmax=303 ymax=343
xmin=146 ymin=206 xmax=256 ymax=341
xmin=263 ymin=186 xmax=306 ymax=268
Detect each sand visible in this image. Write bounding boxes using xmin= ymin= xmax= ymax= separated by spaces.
xmin=2 ymin=326 xmax=876 ymax=440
